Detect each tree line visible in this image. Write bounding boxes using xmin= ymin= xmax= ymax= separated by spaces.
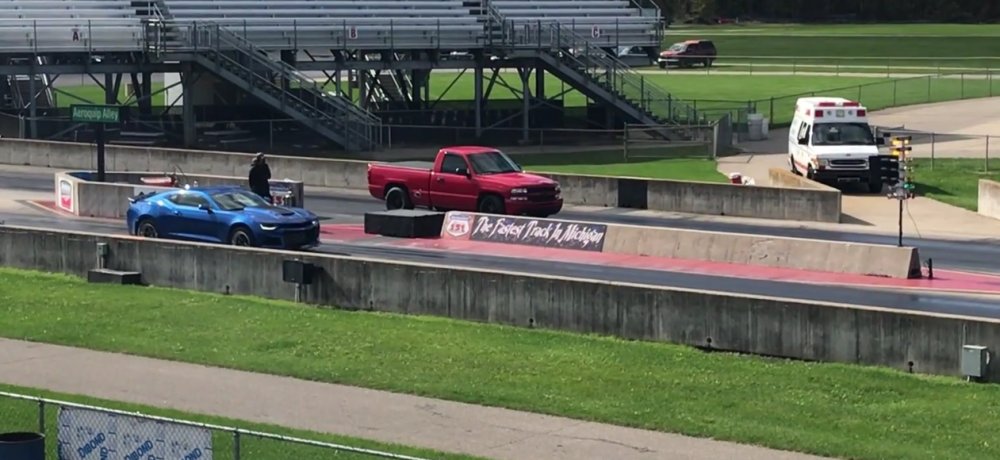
xmin=651 ymin=0 xmax=1000 ymax=22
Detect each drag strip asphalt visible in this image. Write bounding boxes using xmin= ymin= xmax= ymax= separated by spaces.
xmin=3 ymin=167 xmax=998 ymax=274
xmin=1 ymin=209 xmax=999 ymax=320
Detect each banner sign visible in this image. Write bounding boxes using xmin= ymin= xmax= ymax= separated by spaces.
xmin=443 ymin=212 xmax=473 ymax=239
xmin=57 ymin=406 xmax=213 ymax=460
xmin=468 ymin=214 xmax=607 ymax=251
xmin=58 ymin=178 xmax=74 ymax=213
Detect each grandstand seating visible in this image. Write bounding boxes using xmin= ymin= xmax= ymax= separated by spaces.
xmin=0 ymin=0 xmax=144 ymax=52
xmin=162 ymin=0 xmax=484 ymax=51
xmin=491 ymin=0 xmax=659 ymax=48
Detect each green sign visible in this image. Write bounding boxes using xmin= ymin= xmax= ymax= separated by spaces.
xmin=70 ymin=104 xmax=121 ymax=124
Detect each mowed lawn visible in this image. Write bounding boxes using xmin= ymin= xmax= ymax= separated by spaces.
xmin=0 ymin=383 xmax=479 ymax=460
xmin=911 ymin=158 xmax=1000 ymax=211
xmin=4 ymin=267 xmax=1000 ymax=460
xmin=513 ymin=147 xmax=726 ymax=182
xmin=663 ymin=23 xmax=1000 ymax=69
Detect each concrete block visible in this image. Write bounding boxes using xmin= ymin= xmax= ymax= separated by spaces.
xmin=645 ymin=179 xmax=842 ymax=223
xmin=602 ymin=223 xmax=921 ymax=279
xmin=978 ymin=179 xmax=1000 ymax=220
xmin=87 ymin=268 xmax=142 ymax=285
xmin=537 ymin=173 xmax=618 ymax=207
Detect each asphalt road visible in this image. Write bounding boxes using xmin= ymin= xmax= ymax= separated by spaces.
xmin=5 ymin=167 xmax=999 ymax=274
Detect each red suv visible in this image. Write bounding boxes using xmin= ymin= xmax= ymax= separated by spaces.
xmin=658 ymin=40 xmax=717 ymax=68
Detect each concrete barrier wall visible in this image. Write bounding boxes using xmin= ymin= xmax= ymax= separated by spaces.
xmin=0 ymin=225 xmax=994 ymax=381
xmin=979 ymin=179 xmax=1000 ymax=220
xmin=603 ymin=223 xmax=921 ymax=279
xmin=2 ymin=138 xmax=837 ymax=222
xmin=61 ymin=171 xmax=307 ymax=219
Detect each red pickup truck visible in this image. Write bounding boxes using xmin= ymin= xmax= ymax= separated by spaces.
xmin=367 ymin=146 xmax=563 ymax=217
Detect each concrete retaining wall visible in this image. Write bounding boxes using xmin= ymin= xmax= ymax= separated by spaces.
xmin=0 ymin=225 xmax=993 ymax=381
xmin=978 ymin=179 xmax=1000 ymax=220
xmin=59 ymin=171 xmax=306 ymax=219
xmin=1 ymin=138 xmax=837 ymax=222
xmin=603 ymin=223 xmax=921 ymax=279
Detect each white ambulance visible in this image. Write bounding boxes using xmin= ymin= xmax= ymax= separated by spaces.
xmin=788 ymin=97 xmax=893 ymax=193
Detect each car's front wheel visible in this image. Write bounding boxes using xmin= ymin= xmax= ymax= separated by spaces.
xmin=137 ymin=218 xmax=158 ymax=238
xmin=229 ymin=227 xmax=255 ymax=247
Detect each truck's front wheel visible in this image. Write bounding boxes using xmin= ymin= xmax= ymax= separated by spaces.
xmin=385 ymin=186 xmax=413 ymax=210
xmin=478 ymin=195 xmax=505 ymax=215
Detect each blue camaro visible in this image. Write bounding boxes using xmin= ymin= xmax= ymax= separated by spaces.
xmin=126 ymin=186 xmax=321 ymax=249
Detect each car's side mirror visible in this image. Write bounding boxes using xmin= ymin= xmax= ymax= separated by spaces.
xmin=199 ymin=203 xmax=213 ymax=213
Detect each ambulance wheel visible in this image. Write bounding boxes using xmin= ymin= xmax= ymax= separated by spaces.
xmin=790 ymin=155 xmax=800 ymax=175
xmin=806 ymin=166 xmax=815 ymax=180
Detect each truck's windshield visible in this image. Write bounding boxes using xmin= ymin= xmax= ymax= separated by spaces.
xmin=811 ymin=122 xmax=875 ymax=146
xmin=468 ymin=150 xmax=523 ymax=175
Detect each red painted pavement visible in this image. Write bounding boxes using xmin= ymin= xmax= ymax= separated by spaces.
xmin=322 ymin=224 xmax=1000 ymax=296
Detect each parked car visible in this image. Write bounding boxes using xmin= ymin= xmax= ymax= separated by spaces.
xmin=367 ymin=146 xmax=563 ymax=217
xmin=126 ymin=186 xmax=321 ymax=249
xmin=658 ymin=39 xmax=717 ymax=68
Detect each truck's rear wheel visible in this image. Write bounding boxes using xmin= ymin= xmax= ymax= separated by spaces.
xmin=478 ymin=195 xmax=505 ymax=215
xmin=385 ymin=186 xmax=413 ymax=210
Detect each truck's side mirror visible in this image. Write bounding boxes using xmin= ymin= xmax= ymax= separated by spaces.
xmin=455 ymin=167 xmax=470 ymax=177
xmin=875 ymin=137 xmax=885 ymax=146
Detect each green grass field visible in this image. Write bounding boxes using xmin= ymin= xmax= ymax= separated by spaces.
xmin=513 ymin=147 xmax=726 ymax=182
xmin=0 ymin=383 xmax=478 ymax=460
xmin=58 ymin=72 xmax=999 ymax=126
xmin=911 ymin=158 xmax=1000 ymax=211
xmin=5 ymin=267 xmax=1000 ymax=460
xmin=663 ymin=23 xmax=1000 ymax=69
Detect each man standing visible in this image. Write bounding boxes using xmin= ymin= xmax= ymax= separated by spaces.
xmin=248 ymin=152 xmax=272 ymax=202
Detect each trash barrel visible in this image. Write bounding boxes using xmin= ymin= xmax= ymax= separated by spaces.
xmin=0 ymin=432 xmax=45 ymax=460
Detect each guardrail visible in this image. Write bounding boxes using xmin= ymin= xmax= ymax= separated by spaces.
xmin=0 ymin=391 xmax=428 ymax=460
xmin=653 ymin=55 xmax=1000 ymax=75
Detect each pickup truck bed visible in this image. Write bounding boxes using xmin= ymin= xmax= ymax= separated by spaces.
xmin=380 ymin=160 xmax=435 ymax=170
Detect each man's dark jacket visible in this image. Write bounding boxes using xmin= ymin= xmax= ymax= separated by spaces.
xmin=249 ymin=162 xmax=271 ymax=198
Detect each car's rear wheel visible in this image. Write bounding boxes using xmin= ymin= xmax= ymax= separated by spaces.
xmin=229 ymin=227 xmax=255 ymax=247
xmin=137 ymin=218 xmax=158 ymax=238
xmin=478 ymin=195 xmax=505 ymax=215
xmin=385 ymin=186 xmax=413 ymax=210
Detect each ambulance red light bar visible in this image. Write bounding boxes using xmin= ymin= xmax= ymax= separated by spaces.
xmin=816 ymin=100 xmax=860 ymax=107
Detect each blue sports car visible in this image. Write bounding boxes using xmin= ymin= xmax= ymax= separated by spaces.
xmin=126 ymin=186 xmax=321 ymax=249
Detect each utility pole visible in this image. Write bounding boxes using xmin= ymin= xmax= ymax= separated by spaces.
xmin=886 ymin=135 xmax=913 ymax=247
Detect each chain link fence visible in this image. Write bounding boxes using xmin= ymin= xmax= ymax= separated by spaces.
xmin=872 ymin=126 xmax=997 ymax=172
xmin=0 ymin=391 xmax=430 ymax=460
xmin=669 ymin=72 xmax=1000 ymax=127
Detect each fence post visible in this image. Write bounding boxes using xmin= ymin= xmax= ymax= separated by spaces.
xmin=233 ymin=430 xmax=241 ymax=460
xmin=987 ymin=135 xmax=991 ymax=173
xmin=926 ymin=75 xmax=931 ymax=102
xmin=37 ymin=400 xmax=45 ymax=433
xmin=769 ymin=97 xmax=774 ymax=123
xmin=622 ymin=122 xmax=629 ymax=162
xmin=892 ymin=80 xmax=897 ymax=106
xmin=931 ymin=133 xmax=937 ymax=169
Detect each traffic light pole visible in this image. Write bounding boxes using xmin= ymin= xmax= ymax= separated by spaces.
xmin=897 ymin=198 xmax=903 ymax=247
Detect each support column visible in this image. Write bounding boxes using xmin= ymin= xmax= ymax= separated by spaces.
xmin=280 ymin=50 xmax=296 ymax=91
xmin=358 ymin=70 xmax=368 ymax=111
xmin=535 ymin=65 xmax=545 ymax=100
xmin=181 ymin=66 xmax=196 ymax=148
xmin=521 ymin=68 xmax=530 ymax=143
xmin=141 ymin=72 xmax=153 ymax=116
xmin=28 ymin=68 xmax=37 ymax=138
xmin=474 ymin=63 xmax=483 ymax=138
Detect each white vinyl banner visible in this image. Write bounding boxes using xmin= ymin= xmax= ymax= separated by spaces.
xmin=57 ymin=406 xmax=213 ymax=460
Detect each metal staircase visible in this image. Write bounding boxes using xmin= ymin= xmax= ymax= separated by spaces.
xmin=532 ymin=23 xmax=702 ymax=138
xmin=9 ymin=57 xmax=53 ymax=110
xmin=189 ymin=25 xmax=381 ymax=151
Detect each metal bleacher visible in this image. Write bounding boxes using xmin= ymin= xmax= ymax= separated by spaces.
xmin=163 ymin=0 xmax=483 ymax=51
xmin=0 ymin=0 xmax=144 ymax=52
xmin=492 ymin=0 xmax=659 ymax=49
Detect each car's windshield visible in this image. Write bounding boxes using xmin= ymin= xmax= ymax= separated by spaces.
xmin=811 ymin=122 xmax=875 ymax=146
xmin=211 ymin=190 xmax=270 ymax=211
xmin=467 ymin=150 xmax=523 ymax=175
xmin=668 ymin=43 xmax=686 ymax=52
